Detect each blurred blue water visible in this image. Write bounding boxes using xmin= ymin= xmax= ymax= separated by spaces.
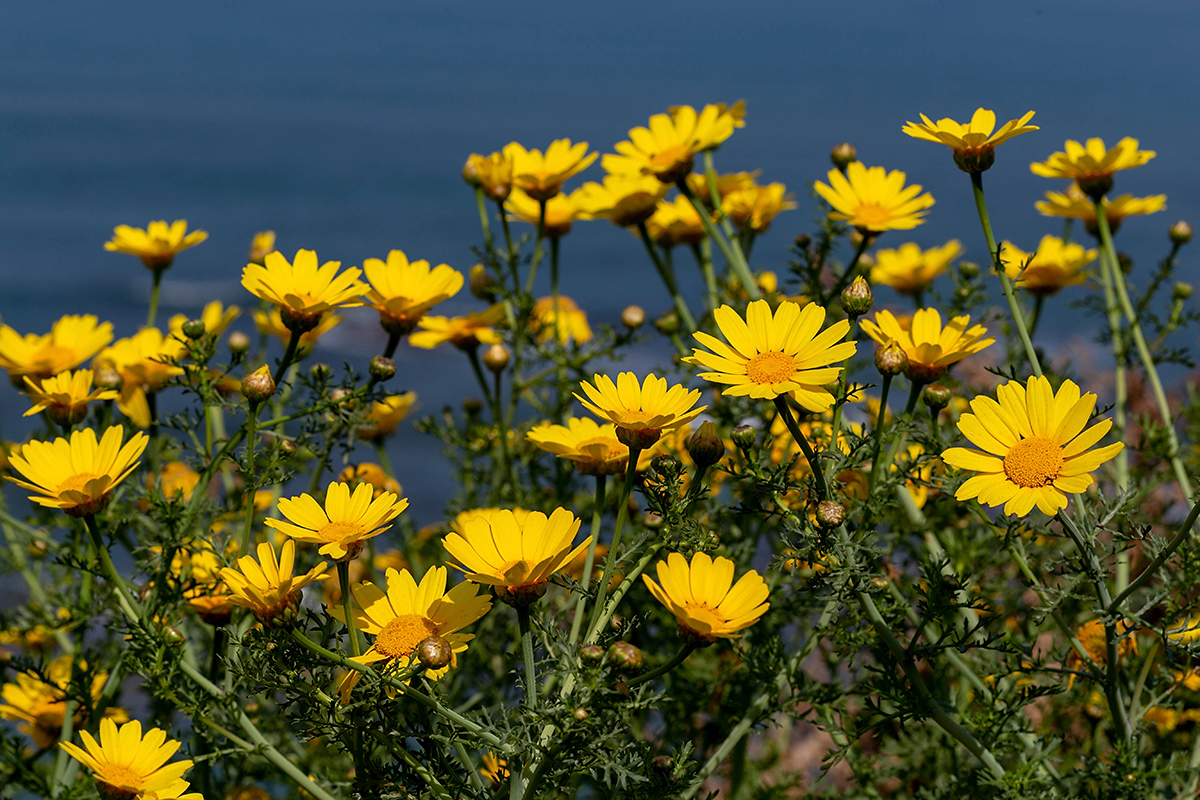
xmin=1 ymin=0 xmax=1197 ymax=517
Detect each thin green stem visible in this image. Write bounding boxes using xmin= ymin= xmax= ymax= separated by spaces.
xmin=773 ymin=396 xmax=828 ymax=501
xmin=587 ymin=542 xmax=663 ymax=645
xmin=1027 ymin=294 xmax=1046 ymax=342
xmin=82 ymin=515 xmax=140 ymax=623
xmin=637 ymin=222 xmax=697 ymax=331
xmin=382 ymin=330 xmax=401 ymax=360
xmin=970 ymin=171 xmax=1042 ymax=377
xmin=569 ymin=474 xmax=607 ymax=646
xmin=586 ymin=448 xmax=642 ymax=639
xmin=1109 ymin=499 xmax=1200 ymax=615
xmin=474 ymin=185 xmax=494 ymax=254
xmin=274 ymin=327 xmax=303 ymax=386
xmin=829 ymin=233 xmax=872 ymax=300
xmin=524 ymin=199 xmax=548 ymax=295
xmin=239 ymin=404 xmax=261 ymax=555
xmin=518 ymin=606 xmax=538 ymax=709
xmin=147 ymin=268 xmax=164 ymax=328
xmin=678 ymin=175 xmax=760 ymax=300
xmin=626 ymin=643 xmax=695 ymax=687
xmin=867 ymin=373 xmax=893 ymax=495
xmin=827 ymin=317 xmax=859 ymax=486
xmin=337 ymin=560 xmax=361 ymax=657
xmin=690 ymin=241 xmax=719 ymax=313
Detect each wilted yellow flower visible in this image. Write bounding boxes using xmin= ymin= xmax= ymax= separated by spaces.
xmin=7 ymin=426 xmax=147 ymax=516
xmin=502 ymin=139 xmax=597 ymax=201
xmin=362 ymin=250 xmax=464 ymax=336
xmin=530 ymin=296 xmax=591 ymax=345
xmin=1035 ymin=188 xmax=1166 ymax=236
xmin=357 ymin=393 xmax=418 ymax=441
xmin=0 ymin=315 xmax=113 ymax=382
xmin=1 ymin=656 xmax=126 ymax=748
xmin=869 ymin=240 xmax=963 ymax=295
xmin=645 ymin=196 xmax=705 ymax=247
xmin=814 ymin=162 xmax=934 ymax=233
xmin=1031 ymin=137 xmax=1156 ymax=199
xmin=722 ymin=181 xmax=796 ymax=234
xmin=95 ymin=328 xmax=187 ymax=428
xmin=506 ymin=187 xmax=586 ymax=238
xmin=902 ymin=108 xmax=1037 ymax=172
xmin=642 ymin=551 xmax=769 ymax=644
xmin=1000 ymin=236 xmax=1097 ymax=296
xmin=104 ymin=220 xmax=207 ymax=270
xmin=464 ymin=151 xmax=513 ymax=202
xmin=575 ymin=173 xmax=668 ymax=228
xmin=527 ymin=417 xmax=630 ymax=476
xmin=331 ymin=566 xmax=491 ymax=697
xmin=943 ymin=376 xmax=1124 ymax=517
xmin=220 ymin=540 xmax=330 ymax=627
xmin=686 ymin=300 xmax=856 ymax=409
xmin=22 ymin=369 xmax=117 ymax=427
xmin=409 ymin=304 xmax=505 ymax=350
xmin=267 ymin=481 xmax=408 ymax=561
xmin=861 ymin=308 xmax=994 ymax=383
xmin=338 ymin=463 xmax=402 ymax=498
xmin=604 ymin=104 xmax=738 ymax=183
xmin=442 ymin=508 xmax=590 ymax=606
xmin=241 ymin=249 xmax=366 ymax=332
xmin=575 ymin=373 xmax=706 ymax=449
xmin=168 ymin=301 xmax=240 ymax=338
xmin=59 ymin=718 xmax=202 ymax=800
xmin=253 ymin=308 xmax=342 ymax=351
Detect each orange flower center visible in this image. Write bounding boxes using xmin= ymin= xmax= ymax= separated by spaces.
xmin=1003 ymin=436 xmax=1064 ymax=488
xmin=57 ymin=472 xmax=103 ymax=496
xmin=854 ymin=203 xmax=892 ymax=228
xmin=374 ymin=613 xmax=437 ymax=659
xmin=746 ymin=351 xmax=796 ymax=384
xmin=683 ymin=603 xmax=725 ymax=632
xmin=317 ymin=521 xmax=366 ymax=543
xmin=96 ymin=765 xmax=142 ymax=798
xmin=616 ymin=409 xmax=655 ymax=426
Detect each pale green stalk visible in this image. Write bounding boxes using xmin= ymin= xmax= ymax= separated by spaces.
xmin=678 ymin=173 xmax=760 ymax=300
xmin=568 ymin=474 xmax=607 ymax=646
xmin=586 ymin=445 xmax=641 ymax=636
xmin=637 ymin=222 xmax=697 ymax=331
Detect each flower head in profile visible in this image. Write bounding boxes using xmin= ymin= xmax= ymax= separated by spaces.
xmin=530 ymin=296 xmax=591 ymax=346
xmin=7 ymin=426 xmax=147 ymax=517
xmin=409 ymin=304 xmax=505 ymax=351
xmin=241 ymin=249 xmax=366 ymax=333
xmin=23 ymin=369 xmax=117 ymax=427
xmin=356 ymin=393 xmax=418 ymax=441
xmin=722 ymin=181 xmax=796 ymax=234
xmin=253 ymin=308 xmax=342 ymax=352
xmin=265 ymin=481 xmax=408 ymax=561
xmin=814 ymin=162 xmax=934 ymax=233
xmin=502 ymin=140 xmax=596 ymax=201
xmin=902 ymin=108 xmax=1037 ymax=172
xmin=604 ymin=104 xmax=738 ymax=183
xmin=442 ymin=508 xmax=590 ymax=606
xmin=685 ymin=300 xmax=856 ymax=410
xmin=575 ymin=373 xmax=706 ymax=449
xmin=94 ymin=328 xmax=187 ymax=428
xmin=338 ymin=463 xmax=402 ymax=498
xmin=463 ymin=151 xmax=513 ymax=202
xmin=673 ymin=100 xmax=746 ymax=148
xmin=59 ymin=718 xmax=202 ymax=800
xmin=0 ymin=315 xmax=113 ymax=382
xmin=942 ymin=376 xmax=1124 ymax=516
xmin=527 ymin=417 xmax=630 ymax=476
xmin=1036 ymin=187 xmax=1166 ymax=236
xmin=575 ymin=174 xmax=668 ymax=228
xmin=104 ymin=220 xmax=208 ymax=271
xmin=506 ymin=187 xmax=587 ymax=238
xmin=248 ymin=230 xmax=277 ymax=265
xmin=1031 ymin=138 xmax=1156 ymax=199
xmin=219 ymin=540 xmax=330 ymax=628
xmin=642 ymin=551 xmax=769 ymax=645
xmin=330 ymin=566 xmax=491 ymax=697
xmin=645 ymin=196 xmax=706 ymax=248
xmin=168 ymin=301 xmax=241 ymax=339
xmin=869 ymin=240 xmax=963 ymax=295
xmin=861 ymin=308 xmax=994 ymax=383
xmin=1 ymin=656 xmax=126 ymax=748
xmin=363 ymin=250 xmax=465 ymax=336
xmin=1000 ymin=236 xmax=1097 ymax=296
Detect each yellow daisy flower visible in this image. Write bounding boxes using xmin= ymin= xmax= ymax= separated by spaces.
xmin=356 ymin=393 xmax=418 ymax=441
xmin=721 ymin=181 xmax=796 ymax=234
xmin=502 ymin=139 xmax=597 ymax=201
xmin=22 ymin=369 xmax=117 ymax=426
xmin=463 ymin=151 xmax=513 ymax=202
xmin=604 ymin=104 xmax=737 ymax=183
xmin=642 ymin=551 xmax=769 ymax=645
xmin=441 ymin=507 xmax=591 ymax=606
xmin=330 ymin=565 xmax=491 ymax=697
xmin=684 ymin=170 xmax=758 ymax=206
xmin=574 ymin=373 xmax=706 ymax=449
xmin=684 ymin=300 xmax=856 ymax=409
xmin=253 ymin=307 xmax=342 ymax=352
xmin=1030 ymin=137 xmax=1156 ymax=199
xmin=1035 ymin=188 xmax=1166 ymax=236
xmin=363 ymin=250 xmax=465 ymax=336
xmin=150 ymin=461 xmax=201 ymax=501
xmin=409 ymin=304 xmax=505 ymax=351
xmin=860 ymin=308 xmax=994 ymax=383
xmin=241 ymin=249 xmax=366 ymax=333
xmin=1000 ymin=236 xmax=1097 ymax=296
xmin=104 ymin=219 xmax=207 ymax=271
xmin=575 ymin=173 xmax=668 ymax=228
xmin=168 ymin=300 xmax=241 ymax=338
xmin=814 ymin=162 xmax=934 ymax=233
xmin=942 ymin=376 xmax=1125 ymax=516
xmin=481 ymin=751 xmax=509 ymax=785
xmin=450 ymin=507 xmax=532 ymax=536
xmin=248 ymin=230 xmax=277 ymax=265
xmin=902 ymin=108 xmax=1038 ymax=173
xmin=670 ymin=100 xmax=746 ymax=149
xmin=265 ymin=481 xmax=409 ymax=561
xmin=94 ymin=328 xmax=187 ymax=428
xmin=645 ymin=195 xmax=705 ymax=248
xmin=526 ymin=417 xmax=630 ymax=476
xmin=530 ymin=296 xmax=591 ymax=346
xmin=506 ymin=187 xmax=587 ymax=239
xmin=869 ymin=240 xmax=964 ymax=295
xmin=0 ymin=314 xmax=113 ymax=382
xmin=1065 ymin=618 xmax=1136 ymax=688
xmin=7 ymin=426 xmax=147 ymax=517
xmin=1 ymin=656 xmax=126 ymax=748
xmin=338 ymin=463 xmax=402 ymax=498
xmin=59 ymin=718 xmax=202 ymax=800
xmin=219 ymin=540 xmax=330 ymax=627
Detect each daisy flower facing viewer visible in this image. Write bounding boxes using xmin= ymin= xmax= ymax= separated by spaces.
xmin=59 ymin=718 xmax=202 ymax=800
xmin=642 ymin=551 xmax=769 ymax=646
xmin=241 ymin=249 xmax=366 ymax=333
xmin=575 ymin=373 xmax=705 ymax=450
xmin=814 ymin=162 xmax=934 ymax=233
xmin=7 ymin=426 xmax=148 ymax=517
xmin=265 ymin=481 xmax=408 ymax=561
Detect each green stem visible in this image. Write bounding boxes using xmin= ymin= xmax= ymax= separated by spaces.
xmin=497 ymin=200 xmax=517 ymax=279
xmin=903 ymin=379 xmax=926 ymax=417
xmin=82 ymin=515 xmax=140 ymax=623
xmin=569 ymin=474 xmax=607 ymax=646
xmin=969 ymin=171 xmax=1042 ymax=377
xmin=678 ymin=175 xmax=760 ymax=300
xmin=773 ymin=396 xmax=828 ymax=501
xmin=586 ymin=448 xmax=642 ymax=639
xmin=829 ymin=233 xmax=873 ymax=301
xmin=274 ymin=327 xmax=303 ymax=385
xmin=475 ymin=186 xmax=494 ymax=255
xmin=826 ymin=317 xmax=859 ymax=486
xmin=337 ymin=560 xmax=361 ymax=657
xmin=518 ymin=606 xmax=538 ymax=709
xmin=239 ymin=404 xmax=261 ymax=555
xmin=625 ymin=643 xmax=695 ymax=687
xmin=587 ymin=543 xmax=663 ymax=645
xmin=1109 ymin=499 xmax=1200 ymax=614
xmin=1027 ymin=294 xmax=1046 ymax=342
xmin=147 ymin=268 xmax=164 ymax=328
xmin=524 ymin=199 xmax=548 ymax=295
xmin=690 ymin=241 xmax=719 ymax=313
xmin=382 ymin=331 xmax=401 ymax=359
xmin=867 ymin=376 xmax=893 ymax=496
xmin=637 ymin=222 xmax=697 ymax=331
